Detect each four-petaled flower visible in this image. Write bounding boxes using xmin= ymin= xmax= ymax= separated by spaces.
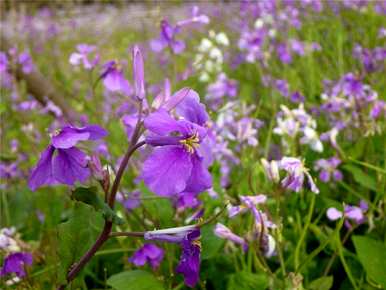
xmin=0 ymin=252 xmax=33 ymax=278
xmin=142 ymin=90 xmax=212 ymax=197
xmin=129 ymin=243 xmax=164 ymax=270
xmin=314 ymin=156 xmax=343 ymax=183
xmin=69 ymin=44 xmax=99 ymax=70
xmin=150 ymin=19 xmax=185 ymax=54
xmin=327 ymin=200 xmax=368 ymax=228
xmin=28 ymin=125 xmax=107 ymax=191
xmin=279 ymin=157 xmax=319 ymax=193
xmin=101 ymin=60 xmax=132 ymax=95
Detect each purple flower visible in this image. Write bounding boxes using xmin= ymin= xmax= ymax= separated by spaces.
xmin=28 ymin=125 xmax=107 ymax=191
xmin=275 ymin=79 xmax=290 ymax=98
xmin=69 ymin=44 xmax=99 ymax=70
xmin=370 ymin=100 xmax=386 ymax=119
xmin=144 ymin=226 xmax=201 ymax=288
xmin=176 ymin=229 xmax=201 ymax=288
xmin=150 ymin=20 xmax=185 ymax=54
xmin=353 ymin=44 xmax=386 ymax=73
xmin=0 ymin=252 xmax=33 ymax=278
xmin=290 ymin=39 xmax=305 ymax=56
xmin=0 ymin=51 xmax=8 ymax=73
xmin=152 ymin=85 xmax=192 ymax=111
xmin=290 ymin=91 xmax=305 ymax=103
xmin=314 ymin=157 xmax=343 ymax=183
xmin=122 ymin=191 xmax=141 ymax=211
xmin=142 ymin=90 xmax=212 ymax=197
xmin=327 ymin=200 xmax=368 ymax=227
xmin=18 ymin=51 xmax=34 ymax=74
xmin=238 ymin=28 xmax=267 ymax=63
xmin=228 ymin=194 xmax=267 ymax=218
xmin=101 ymin=61 xmax=132 ymax=95
xmin=129 ymin=243 xmax=164 ymax=270
xmin=326 ymin=207 xmax=343 ymax=220
xmin=132 ymin=45 xmax=145 ymax=99
xmin=178 ymin=6 xmax=210 ymax=26
xmin=175 ymin=191 xmax=201 ymax=211
xmin=206 ymin=73 xmax=238 ymax=109
xmin=214 ymin=223 xmax=248 ymax=251
xmin=277 ymin=43 xmax=292 ymax=64
xmin=279 ymin=157 xmax=319 ymax=193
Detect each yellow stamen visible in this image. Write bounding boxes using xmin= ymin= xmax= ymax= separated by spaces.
xmin=192 ymin=240 xmax=202 ymax=249
xmin=179 ymin=132 xmax=200 ymax=154
xmin=52 ymin=129 xmax=61 ymax=136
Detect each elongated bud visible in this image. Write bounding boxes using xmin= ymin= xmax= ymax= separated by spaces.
xmin=132 ymin=45 xmax=145 ymax=99
xmin=89 ymin=154 xmax=110 ymax=192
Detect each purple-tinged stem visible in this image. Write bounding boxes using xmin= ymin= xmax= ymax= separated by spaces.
xmin=57 ymin=102 xmax=144 ymax=290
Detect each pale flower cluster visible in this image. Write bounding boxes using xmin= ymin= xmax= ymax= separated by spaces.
xmin=193 ymin=30 xmax=229 ymax=82
xmin=273 ymin=104 xmax=323 ymax=152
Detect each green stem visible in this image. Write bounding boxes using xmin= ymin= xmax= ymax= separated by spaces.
xmin=296 ymin=218 xmax=344 ymax=273
xmin=336 ymin=230 xmax=359 ymax=290
xmin=1 ymin=190 xmax=10 ymax=227
xmin=294 ymin=193 xmax=316 ymax=270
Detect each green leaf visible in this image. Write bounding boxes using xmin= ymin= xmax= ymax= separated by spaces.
xmin=201 ymin=225 xmax=224 ymax=260
xmin=352 ymin=236 xmax=386 ymax=289
xmin=138 ymin=182 xmax=174 ymax=227
xmin=227 ymin=272 xmax=268 ymax=290
xmin=342 ymin=164 xmax=377 ymax=191
xmin=57 ymin=202 xmax=104 ymax=283
xmin=308 ymin=276 xmax=333 ymax=290
xmin=107 ymin=270 xmax=164 ymax=290
xmin=71 ymin=186 xmax=123 ymax=225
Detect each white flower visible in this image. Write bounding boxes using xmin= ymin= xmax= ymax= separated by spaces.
xmin=199 ymin=72 xmax=210 ymax=82
xmin=268 ymin=29 xmax=277 ymax=38
xmin=254 ymin=19 xmax=264 ymax=29
xmin=261 ymin=159 xmax=280 ymax=182
xmin=198 ymin=38 xmax=213 ymax=52
xmin=215 ymin=32 xmax=229 ymax=46
xmin=209 ymin=47 xmax=223 ymax=62
xmin=204 ymin=60 xmax=214 ymax=72
xmin=301 ymin=127 xmax=324 ymax=152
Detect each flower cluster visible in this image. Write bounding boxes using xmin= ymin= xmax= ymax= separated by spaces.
xmin=193 ymin=30 xmax=229 ymax=82
xmin=320 ymin=73 xmax=385 ymax=136
xmin=274 ymin=104 xmax=323 ymax=153
xmin=216 ymin=194 xmax=276 ymax=257
xmin=262 ymin=157 xmax=319 ymax=193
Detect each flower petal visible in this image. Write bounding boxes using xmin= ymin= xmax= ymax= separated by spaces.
xmin=163 ymin=87 xmax=191 ymax=111
xmin=184 ymin=154 xmax=212 ymax=193
xmin=144 ymin=109 xmax=183 ymax=135
xmin=28 ymin=145 xmax=55 ymax=191
xmin=175 ymin=90 xmax=208 ymax=126
xmin=51 ymin=127 xmax=90 ymax=149
xmin=51 ymin=125 xmax=107 ymax=149
xmin=52 ymin=148 xmax=90 ymax=186
xmin=142 ymin=146 xmax=192 ymax=196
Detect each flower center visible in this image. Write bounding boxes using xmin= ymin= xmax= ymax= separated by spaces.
xmin=179 ymin=133 xmax=200 ymax=154
xmin=52 ymin=129 xmax=61 ymax=137
xmin=192 ymin=240 xmax=202 ymax=249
